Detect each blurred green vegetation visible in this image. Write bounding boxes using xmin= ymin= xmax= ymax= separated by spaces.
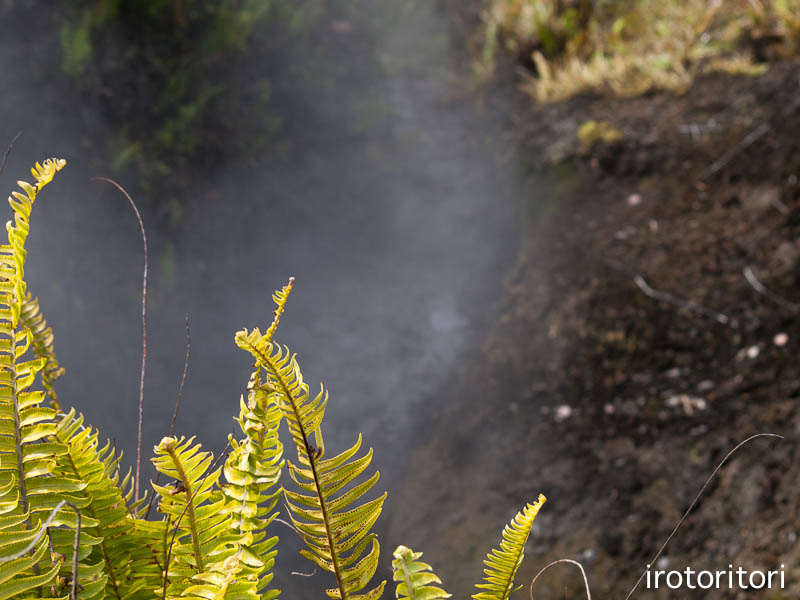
xmin=54 ymin=1 xmax=310 ymax=189
xmin=577 ymin=119 xmax=621 ymax=151
xmin=480 ymin=0 xmax=800 ymax=101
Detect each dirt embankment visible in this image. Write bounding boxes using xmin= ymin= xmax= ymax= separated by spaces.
xmin=390 ymin=61 xmax=800 ymax=599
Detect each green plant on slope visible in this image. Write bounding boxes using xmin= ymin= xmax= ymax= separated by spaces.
xmin=481 ymin=0 xmax=800 ymax=101
xmin=0 ymin=158 xmax=546 ymax=599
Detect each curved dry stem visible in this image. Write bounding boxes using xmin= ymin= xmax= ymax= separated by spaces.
xmin=529 ymin=559 xmax=591 ymax=600
xmin=143 ymin=315 xmax=192 ymax=520
xmin=169 ymin=314 xmax=191 ymax=438
xmin=623 ymin=432 xmax=784 ymax=600
xmin=0 ymin=130 xmax=22 ymax=180
xmin=90 ymin=177 xmax=148 ymax=503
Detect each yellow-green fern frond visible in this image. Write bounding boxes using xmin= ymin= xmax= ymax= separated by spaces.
xmin=29 ymin=158 xmax=66 ymax=189
xmin=236 ymin=324 xmax=386 ymax=600
xmin=392 ymin=545 xmax=451 ymax=600
xmin=19 ymin=293 xmax=64 ymax=409
xmin=53 ymin=409 xmax=154 ymax=599
xmin=153 ymin=436 xmax=239 ymax=599
xmin=5 ymin=158 xmax=66 ymax=327
xmin=217 ymin=370 xmax=284 ymax=597
xmin=473 ymin=495 xmax=546 ymax=600
xmin=224 ymin=372 xmax=284 ymax=534
xmin=128 ymin=518 xmax=170 ymax=599
xmin=0 ymin=159 xmax=76 ymax=598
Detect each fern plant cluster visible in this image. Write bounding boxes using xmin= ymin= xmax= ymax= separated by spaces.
xmin=0 ymin=158 xmax=546 ymax=600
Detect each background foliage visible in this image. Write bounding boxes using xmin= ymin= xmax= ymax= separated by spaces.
xmin=480 ymin=0 xmax=800 ymax=100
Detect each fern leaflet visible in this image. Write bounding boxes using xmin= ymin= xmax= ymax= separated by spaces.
xmin=392 ymin=545 xmax=451 ymax=600
xmin=19 ymin=293 xmax=64 ymax=411
xmin=473 ymin=495 xmax=546 ymax=600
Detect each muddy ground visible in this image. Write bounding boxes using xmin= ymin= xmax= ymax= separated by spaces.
xmin=388 ymin=60 xmax=800 ymax=599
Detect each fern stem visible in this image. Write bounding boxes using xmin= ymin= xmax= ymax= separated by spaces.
xmin=399 ymin=559 xmax=417 ymax=600
xmin=253 ymin=344 xmax=347 ymax=600
xmin=163 ymin=444 xmax=204 ymax=572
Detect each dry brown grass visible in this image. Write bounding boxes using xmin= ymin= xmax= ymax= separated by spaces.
xmin=481 ymin=0 xmax=800 ymax=101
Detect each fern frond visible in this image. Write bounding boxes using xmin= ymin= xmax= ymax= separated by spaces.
xmin=153 ymin=436 xmax=241 ymax=599
xmin=236 ymin=323 xmax=386 ymax=600
xmin=472 ymin=495 xmax=546 ymax=600
xmin=0 ymin=158 xmax=79 ymax=598
xmin=19 ymin=293 xmax=64 ymax=410
xmin=217 ymin=368 xmax=284 ymax=598
xmin=128 ymin=517 xmax=170 ymax=599
xmin=392 ymin=545 xmax=451 ymax=600
xmin=52 ymin=409 xmax=154 ymax=599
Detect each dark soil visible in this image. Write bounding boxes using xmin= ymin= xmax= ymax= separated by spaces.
xmin=389 ymin=61 xmax=800 ymax=599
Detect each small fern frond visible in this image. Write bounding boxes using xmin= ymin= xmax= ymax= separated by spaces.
xmin=152 ymin=437 xmax=217 ymax=569
xmin=392 ymin=545 xmax=451 ymax=600
xmin=19 ymin=293 xmax=64 ymax=410
xmin=473 ymin=495 xmax=546 ymax=600
xmin=218 ymin=368 xmax=284 ymax=598
xmin=225 ymin=374 xmax=284 ymax=534
xmin=153 ymin=436 xmax=239 ymax=599
xmin=236 ymin=325 xmax=386 ymax=600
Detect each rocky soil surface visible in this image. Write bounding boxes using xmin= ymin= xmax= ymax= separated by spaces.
xmin=390 ymin=61 xmax=800 ymax=600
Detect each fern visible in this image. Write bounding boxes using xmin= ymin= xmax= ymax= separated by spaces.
xmin=392 ymin=545 xmax=451 ymax=600
xmin=0 ymin=158 xmax=94 ymax=598
xmin=52 ymin=409 xmax=148 ymax=599
xmin=151 ymin=436 xmax=228 ymax=597
xmin=0 ymin=158 xmax=554 ymax=600
xmin=217 ymin=368 xmax=284 ymax=599
xmin=473 ymin=495 xmax=546 ymax=600
xmin=236 ymin=280 xmax=387 ymax=600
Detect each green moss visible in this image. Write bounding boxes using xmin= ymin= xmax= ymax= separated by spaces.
xmin=577 ymin=120 xmax=622 ymax=152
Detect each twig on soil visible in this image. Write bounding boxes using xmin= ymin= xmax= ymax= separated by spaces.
xmin=605 ymin=259 xmax=730 ymax=324
xmin=623 ymin=433 xmax=783 ymax=600
xmin=529 ymin=559 xmax=591 ymax=600
xmin=743 ymin=266 xmax=800 ymax=311
xmin=90 ymin=177 xmax=148 ymax=504
xmin=0 ymin=130 xmax=22 ymax=180
xmin=701 ymin=122 xmax=770 ymax=178
xmin=702 ymin=86 xmax=800 ymax=179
